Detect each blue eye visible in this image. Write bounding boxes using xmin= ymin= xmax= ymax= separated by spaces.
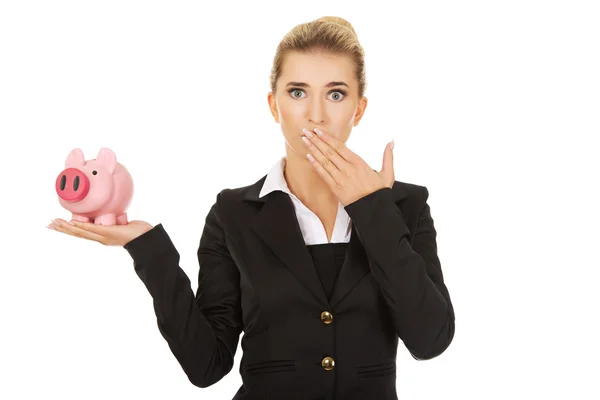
xmin=329 ymin=91 xmax=346 ymax=101
xmin=288 ymin=88 xmax=305 ymax=98
xmin=287 ymin=88 xmax=347 ymax=101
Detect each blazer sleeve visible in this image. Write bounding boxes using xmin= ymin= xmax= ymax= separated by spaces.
xmin=123 ymin=191 xmax=243 ymax=387
xmin=344 ymin=186 xmax=455 ymax=360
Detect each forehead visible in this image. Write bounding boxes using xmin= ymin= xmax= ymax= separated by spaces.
xmin=280 ymin=51 xmax=355 ymax=84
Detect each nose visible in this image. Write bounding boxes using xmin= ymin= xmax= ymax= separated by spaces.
xmin=55 ymin=167 xmax=90 ymax=202
xmin=307 ymin=97 xmax=325 ymax=125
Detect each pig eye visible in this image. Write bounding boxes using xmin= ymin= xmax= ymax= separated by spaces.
xmin=92 ymin=170 xmax=97 ymax=175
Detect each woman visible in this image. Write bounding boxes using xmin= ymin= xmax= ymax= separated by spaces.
xmin=48 ymin=16 xmax=455 ymax=400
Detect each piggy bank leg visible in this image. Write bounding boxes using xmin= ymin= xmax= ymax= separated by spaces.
xmin=94 ymin=214 xmax=117 ymax=225
xmin=116 ymin=213 xmax=128 ymax=225
xmin=71 ymin=214 xmax=91 ymax=223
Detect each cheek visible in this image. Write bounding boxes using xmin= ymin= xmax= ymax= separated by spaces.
xmin=279 ymin=108 xmax=304 ymax=136
xmin=279 ymin=103 xmax=304 ymax=123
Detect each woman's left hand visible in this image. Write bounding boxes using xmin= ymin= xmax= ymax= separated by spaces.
xmin=301 ymin=127 xmax=395 ymax=206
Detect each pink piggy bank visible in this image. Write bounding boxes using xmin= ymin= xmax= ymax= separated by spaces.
xmin=55 ymin=147 xmax=134 ymax=225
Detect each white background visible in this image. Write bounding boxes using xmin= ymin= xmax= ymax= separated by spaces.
xmin=1 ymin=0 xmax=599 ymax=398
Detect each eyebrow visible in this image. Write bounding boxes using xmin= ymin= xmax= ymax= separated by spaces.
xmin=285 ymin=81 xmax=349 ymax=88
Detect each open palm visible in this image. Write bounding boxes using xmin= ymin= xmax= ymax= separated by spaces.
xmin=47 ymin=218 xmax=153 ymax=246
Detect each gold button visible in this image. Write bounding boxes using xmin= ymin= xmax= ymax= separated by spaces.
xmin=321 ymin=356 xmax=335 ymax=370
xmin=320 ymin=311 xmax=333 ymax=324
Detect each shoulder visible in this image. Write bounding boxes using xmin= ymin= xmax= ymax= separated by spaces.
xmin=210 ymin=176 xmax=431 ymax=216
xmin=208 ymin=175 xmax=268 ymax=210
xmin=389 ymin=180 xmax=433 ymax=230
xmin=391 ymin=179 xmax=429 ymax=204
xmin=213 ymin=177 xmax=429 ymax=205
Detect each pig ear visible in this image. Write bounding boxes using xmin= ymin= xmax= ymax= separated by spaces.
xmin=95 ymin=148 xmax=117 ymax=174
xmin=65 ymin=148 xmax=85 ymax=168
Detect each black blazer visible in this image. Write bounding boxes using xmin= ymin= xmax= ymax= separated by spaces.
xmin=123 ymin=175 xmax=455 ymax=400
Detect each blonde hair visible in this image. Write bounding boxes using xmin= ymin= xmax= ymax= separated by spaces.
xmin=269 ymin=16 xmax=367 ymax=98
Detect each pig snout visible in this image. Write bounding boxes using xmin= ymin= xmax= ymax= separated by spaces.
xmin=55 ymin=167 xmax=90 ymax=202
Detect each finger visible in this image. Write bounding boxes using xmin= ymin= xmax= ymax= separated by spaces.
xmin=302 ymin=134 xmax=342 ymax=185
xmin=312 ymin=128 xmax=358 ymax=163
xmin=60 ymin=218 xmax=110 ymax=236
xmin=381 ymin=140 xmax=395 ymax=182
xmin=50 ymin=219 xmax=106 ymax=243
xmin=307 ymin=153 xmax=338 ymax=189
xmin=48 ymin=222 xmax=96 ymax=241
xmin=302 ymin=128 xmax=349 ymax=174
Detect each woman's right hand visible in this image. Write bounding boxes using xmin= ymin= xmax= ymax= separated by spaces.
xmin=47 ymin=218 xmax=154 ymax=246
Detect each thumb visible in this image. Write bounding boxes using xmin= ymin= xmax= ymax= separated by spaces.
xmin=380 ymin=140 xmax=395 ymax=184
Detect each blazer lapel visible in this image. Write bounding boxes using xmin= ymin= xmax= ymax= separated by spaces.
xmin=328 ymin=223 xmax=369 ymax=308
xmin=249 ymin=189 xmax=330 ymax=307
xmin=244 ymin=176 xmax=410 ymax=309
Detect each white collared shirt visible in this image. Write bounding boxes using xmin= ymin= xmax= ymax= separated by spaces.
xmin=258 ymin=157 xmax=352 ymax=245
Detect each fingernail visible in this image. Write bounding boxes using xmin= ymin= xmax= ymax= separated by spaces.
xmin=390 ymin=139 xmax=395 ymax=151
xmin=303 ymin=128 xmax=314 ymax=138
xmin=314 ymin=128 xmax=324 ymax=137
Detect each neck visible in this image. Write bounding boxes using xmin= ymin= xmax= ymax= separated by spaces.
xmin=283 ymin=147 xmax=338 ymax=208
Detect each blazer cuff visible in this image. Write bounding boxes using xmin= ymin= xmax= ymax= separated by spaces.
xmin=344 ymin=187 xmax=410 ymax=258
xmin=123 ymin=223 xmax=179 ymax=264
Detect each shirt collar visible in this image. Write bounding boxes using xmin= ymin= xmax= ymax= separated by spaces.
xmin=259 ymin=156 xmax=293 ymax=198
xmin=258 ymin=157 xmax=349 ymax=217
xmin=258 ymin=156 xmax=352 ymax=244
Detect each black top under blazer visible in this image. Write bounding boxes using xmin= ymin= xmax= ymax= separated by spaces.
xmin=123 ymin=175 xmax=456 ymax=400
